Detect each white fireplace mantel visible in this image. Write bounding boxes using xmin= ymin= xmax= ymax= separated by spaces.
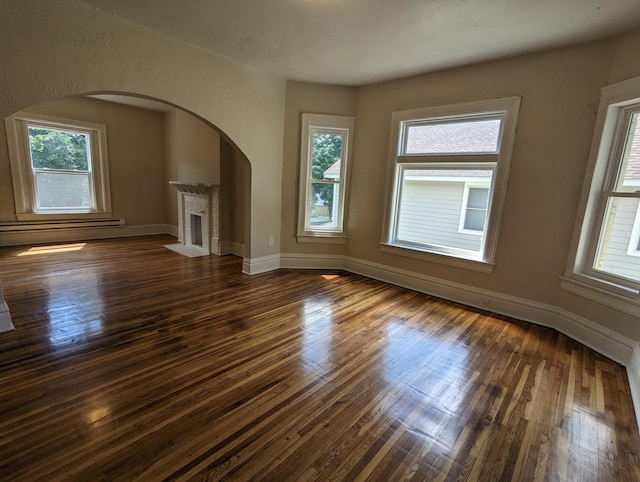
xmin=170 ymin=181 xmax=220 ymax=255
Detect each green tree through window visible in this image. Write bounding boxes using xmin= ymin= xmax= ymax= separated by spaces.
xmin=28 ymin=127 xmax=89 ymax=170
xmin=312 ymin=133 xmax=342 ymax=220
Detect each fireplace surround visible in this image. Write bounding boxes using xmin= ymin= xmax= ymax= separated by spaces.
xmin=169 ymin=181 xmax=220 ymax=255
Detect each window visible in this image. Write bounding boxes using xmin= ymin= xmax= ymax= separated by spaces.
xmin=460 ymin=184 xmax=490 ymax=234
xmin=5 ymin=111 xmax=111 ymax=221
xmin=563 ymin=76 xmax=640 ymax=312
xmin=298 ymin=113 xmax=354 ymax=243
xmin=382 ymin=97 xmax=521 ymax=271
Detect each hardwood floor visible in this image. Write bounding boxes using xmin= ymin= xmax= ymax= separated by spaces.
xmin=0 ymin=235 xmax=638 ymax=481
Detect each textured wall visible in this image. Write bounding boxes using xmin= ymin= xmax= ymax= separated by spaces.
xmin=0 ymin=0 xmax=285 ymax=258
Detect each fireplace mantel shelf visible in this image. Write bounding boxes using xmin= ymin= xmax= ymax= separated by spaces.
xmin=169 ymin=181 xmax=218 ymax=195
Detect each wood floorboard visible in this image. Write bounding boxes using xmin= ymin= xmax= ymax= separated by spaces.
xmin=0 ymin=235 xmax=638 ymax=481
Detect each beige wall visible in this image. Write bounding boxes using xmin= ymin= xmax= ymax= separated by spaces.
xmin=165 ymin=109 xmax=221 ymax=227
xmin=0 ymin=97 xmax=167 ymax=226
xmin=280 ymin=82 xmax=357 ymax=254
xmin=0 ymin=0 xmax=285 ymax=259
xmin=281 ymin=32 xmax=640 ymax=341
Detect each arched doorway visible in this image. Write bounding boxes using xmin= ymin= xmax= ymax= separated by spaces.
xmin=0 ymin=92 xmax=252 ymax=259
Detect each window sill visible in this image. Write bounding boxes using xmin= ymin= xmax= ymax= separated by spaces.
xmin=380 ymin=243 xmax=494 ymax=273
xmin=559 ymin=274 xmax=639 ymax=317
xmin=297 ymin=234 xmax=347 ymax=245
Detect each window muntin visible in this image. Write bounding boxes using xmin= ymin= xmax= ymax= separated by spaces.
xmin=5 ymin=112 xmax=111 ymax=221
xmin=384 ymin=97 xmax=520 ymax=267
xmin=298 ymin=114 xmax=354 ymax=241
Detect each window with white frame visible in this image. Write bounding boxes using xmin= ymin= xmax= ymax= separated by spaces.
xmin=460 ymin=184 xmax=490 ymax=234
xmin=563 ymin=77 xmax=640 ymax=310
xmin=5 ymin=111 xmax=111 ymax=221
xmin=297 ymin=113 xmax=354 ymax=242
xmin=382 ymin=97 xmax=520 ymax=271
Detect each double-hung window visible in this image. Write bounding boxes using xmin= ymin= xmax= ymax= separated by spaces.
xmin=5 ymin=111 xmax=111 ymax=221
xmin=297 ymin=113 xmax=354 ymax=243
xmin=563 ymin=76 xmax=640 ymax=312
xmin=382 ymin=97 xmax=520 ymax=271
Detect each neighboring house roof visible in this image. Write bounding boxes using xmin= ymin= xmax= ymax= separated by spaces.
xmin=323 ymin=159 xmax=341 ymax=179
xmin=406 ymin=120 xmax=500 ymax=154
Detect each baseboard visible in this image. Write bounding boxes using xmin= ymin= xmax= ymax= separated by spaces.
xmin=280 ymin=253 xmax=345 ymax=270
xmin=345 ymin=256 xmax=635 ymax=366
xmin=0 ymin=224 xmax=175 ymax=246
xmin=242 ymin=254 xmax=280 ymax=275
xmin=220 ymin=241 xmax=245 ymax=257
xmin=628 ymin=346 xmax=640 ymax=429
xmin=0 ymin=301 xmax=14 ymax=333
xmin=166 ymin=225 xmax=179 ymax=237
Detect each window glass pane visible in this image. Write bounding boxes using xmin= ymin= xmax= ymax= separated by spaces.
xmin=467 ymin=187 xmax=489 ymax=209
xmin=312 ymin=133 xmax=342 ymax=180
xmin=396 ymin=169 xmax=493 ymax=254
xmin=309 ymin=181 xmax=340 ymax=229
xmin=595 ymin=197 xmax=640 ymax=282
xmin=28 ymin=126 xmax=90 ymax=171
xmin=464 ymin=209 xmax=486 ymax=231
xmin=405 ymin=118 xmax=501 ymax=155
xmin=35 ymin=171 xmax=91 ymax=209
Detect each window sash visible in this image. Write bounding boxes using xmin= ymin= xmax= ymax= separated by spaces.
xmin=390 ymin=163 xmax=495 ymax=259
xmin=583 ymin=104 xmax=640 ymax=289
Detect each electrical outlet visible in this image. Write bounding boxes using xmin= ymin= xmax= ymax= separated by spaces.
xmin=268 ymin=236 xmax=274 ymax=247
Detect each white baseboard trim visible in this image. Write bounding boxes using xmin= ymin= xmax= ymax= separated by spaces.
xmin=344 ymin=256 xmax=635 ymax=366
xmin=0 ymin=301 xmax=14 ymax=333
xmin=166 ymin=225 xmax=179 ymax=237
xmin=277 ymin=253 xmax=635 ymax=365
xmin=0 ymin=224 xmax=175 ymax=246
xmin=220 ymin=241 xmax=245 ymax=257
xmin=628 ymin=346 xmax=640 ymax=429
xmin=242 ymin=254 xmax=280 ymax=275
xmin=280 ymin=253 xmax=345 ymax=270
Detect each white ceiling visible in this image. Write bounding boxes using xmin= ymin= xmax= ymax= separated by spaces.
xmin=79 ymin=0 xmax=640 ymax=86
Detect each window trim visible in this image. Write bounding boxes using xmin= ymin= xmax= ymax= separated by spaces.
xmin=5 ymin=111 xmax=112 ymax=221
xmin=297 ymin=113 xmax=354 ymax=243
xmin=381 ymin=97 xmax=521 ymax=272
xmin=563 ymin=76 xmax=640 ymax=313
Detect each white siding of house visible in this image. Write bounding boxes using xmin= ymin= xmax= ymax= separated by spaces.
xmin=397 ymin=181 xmax=482 ymax=252
xmin=598 ymin=198 xmax=640 ymax=281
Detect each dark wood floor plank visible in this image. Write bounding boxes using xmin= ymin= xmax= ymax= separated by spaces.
xmin=0 ymin=235 xmax=638 ymax=481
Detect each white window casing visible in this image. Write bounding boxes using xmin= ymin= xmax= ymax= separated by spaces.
xmin=381 ymin=97 xmax=521 ymax=273
xmin=297 ymin=113 xmax=354 ymax=244
xmin=5 ymin=111 xmax=112 ymax=221
xmin=562 ymin=76 xmax=640 ymax=316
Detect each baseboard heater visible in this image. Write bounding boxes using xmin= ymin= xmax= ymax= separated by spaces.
xmin=0 ymin=218 xmax=125 ymax=232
